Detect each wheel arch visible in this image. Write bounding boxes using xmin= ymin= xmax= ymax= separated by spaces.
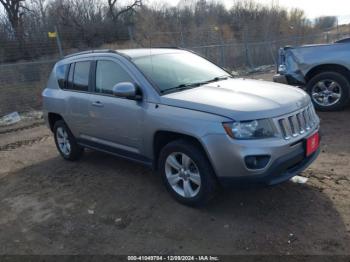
xmin=48 ymin=112 xmax=64 ymax=131
xmin=305 ymin=64 xmax=350 ymax=82
xmin=152 ymin=130 xmax=214 ymax=172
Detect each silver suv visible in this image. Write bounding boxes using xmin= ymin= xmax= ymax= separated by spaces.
xmin=43 ymin=48 xmax=320 ymax=206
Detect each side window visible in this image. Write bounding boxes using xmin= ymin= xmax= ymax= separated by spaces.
xmin=95 ymin=60 xmax=133 ymax=94
xmin=56 ymin=64 xmax=68 ymax=89
xmin=66 ymin=63 xmax=74 ymax=90
xmin=72 ymin=61 xmax=91 ymax=91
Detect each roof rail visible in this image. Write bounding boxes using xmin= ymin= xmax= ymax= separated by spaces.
xmin=147 ymin=46 xmax=201 ymax=56
xmin=150 ymin=46 xmax=182 ymax=49
xmin=63 ymin=49 xmax=117 ymax=59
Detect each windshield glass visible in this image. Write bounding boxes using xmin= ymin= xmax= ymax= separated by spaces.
xmin=132 ymin=52 xmax=230 ymax=93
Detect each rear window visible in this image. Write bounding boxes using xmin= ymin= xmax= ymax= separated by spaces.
xmin=72 ymin=61 xmax=90 ymax=91
xmin=64 ymin=61 xmax=91 ymax=92
xmin=56 ymin=64 xmax=68 ymax=89
xmin=67 ymin=63 xmax=74 ymax=89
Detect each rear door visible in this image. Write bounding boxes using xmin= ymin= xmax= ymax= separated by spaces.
xmin=63 ymin=60 xmax=94 ymax=137
xmin=84 ymin=58 xmax=144 ymax=155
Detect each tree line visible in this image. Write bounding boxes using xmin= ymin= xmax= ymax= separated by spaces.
xmin=0 ymin=0 xmax=338 ymax=63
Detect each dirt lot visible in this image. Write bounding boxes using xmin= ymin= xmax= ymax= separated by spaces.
xmin=0 ymin=73 xmax=349 ymax=256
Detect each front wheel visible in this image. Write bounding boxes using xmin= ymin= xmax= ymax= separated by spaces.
xmin=306 ymin=71 xmax=350 ymax=111
xmin=158 ymin=140 xmax=218 ymax=206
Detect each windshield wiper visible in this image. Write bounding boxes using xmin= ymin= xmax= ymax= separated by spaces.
xmin=160 ymin=75 xmax=232 ymax=94
xmin=160 ymin=83 xmax=202 ymax=94
xmin=204 ymin=75 xmax=232 ymax=84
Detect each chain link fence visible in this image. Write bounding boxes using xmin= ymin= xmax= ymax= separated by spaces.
xmin=1 ymin=29 xmax=349 ymax=116
xmin=186 ymin=32 xmax=350 ymax=70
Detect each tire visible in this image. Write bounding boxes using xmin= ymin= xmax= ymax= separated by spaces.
xmin=53 ymin=120 xmax=83 ymax=161
xmin=306 ymin=71 xmax=350 ymax=111
xmin=158 ymin=139 xmax=218 ymax=206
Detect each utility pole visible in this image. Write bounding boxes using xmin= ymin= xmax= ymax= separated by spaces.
xmin=243 ymin=27 xmax=253 ymax=69
xmin=54 ymin=26 xmax=63 ymax=58
xmin=336 ymin=18 xmax=339 ymax=41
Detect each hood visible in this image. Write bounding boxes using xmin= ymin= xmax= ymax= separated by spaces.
xmin=160 ymin=78 xmax=310 ymax=121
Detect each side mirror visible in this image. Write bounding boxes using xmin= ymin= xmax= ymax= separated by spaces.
xmin=112 ymin=82 xmax=142 ymax=100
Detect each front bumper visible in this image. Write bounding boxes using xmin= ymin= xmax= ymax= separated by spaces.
xmin=218 ymin=147 xmax=319 ymax=187
xmin=273 ymin=73 xmax=305 ymax=86
xmin=202 ymin=128 xmax=320 ymax=187
xmin=273 ymin=74 xmax=288 ymax=84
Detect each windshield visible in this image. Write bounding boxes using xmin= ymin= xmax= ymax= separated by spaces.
xmin=132 ymin=52 xmax=230 ymax=93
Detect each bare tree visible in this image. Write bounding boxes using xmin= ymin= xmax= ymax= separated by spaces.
xmin=315 ymin=16 xmax=337 ymax=31
xmin=107 ymin=0 xmax=142 ymax=22
xmin=0 ymin=0 xmax=324 ymax=63
xmin=29 ymin=0 xmax=47 ymax=25
xmin=0 ymin=0 xmax=28 ymax=39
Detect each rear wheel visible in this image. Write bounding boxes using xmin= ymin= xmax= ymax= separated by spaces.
xmin=158 ymin=139 xmax=218 ymax=206
xmin=53 ymin=120 xmax=83 ymax=161
xmin=306 ymin=71 xmax=350 ymax=111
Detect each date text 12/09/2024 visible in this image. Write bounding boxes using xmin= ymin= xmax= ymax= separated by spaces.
xmin=127 ymin=255 xmax=220 ymax=261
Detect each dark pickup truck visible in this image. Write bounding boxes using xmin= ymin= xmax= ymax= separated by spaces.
xmin=273 ymin=41 xmax=350 ymax=111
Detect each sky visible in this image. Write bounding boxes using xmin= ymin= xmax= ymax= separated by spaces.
xmin=149 ymin=0 xmax=350 ymax=24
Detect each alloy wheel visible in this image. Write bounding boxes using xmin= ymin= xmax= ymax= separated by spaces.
xmin=56 ymin=127 xmax=71 ymax=156
xmin=311 ymin=79 xmax=342 ymax=107
xmin=165 ymin=152 xmax=201 ymax=198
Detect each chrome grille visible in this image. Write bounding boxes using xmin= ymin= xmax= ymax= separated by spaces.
xmin=277 ymin=105 xmax=319 ymax=140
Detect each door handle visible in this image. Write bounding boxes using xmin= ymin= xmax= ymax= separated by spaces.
xmin=92 ymin=101 xmax=104 ymax=107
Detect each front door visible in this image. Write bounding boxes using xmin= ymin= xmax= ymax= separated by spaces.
xmin=85 ymin=59 xmax=144 ymax=155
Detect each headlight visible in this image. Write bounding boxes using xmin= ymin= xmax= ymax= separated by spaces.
xmin=223 ymin=119 xmax=276 ymax=139
xmin=278 ymin=64 xmax=287 ymax=73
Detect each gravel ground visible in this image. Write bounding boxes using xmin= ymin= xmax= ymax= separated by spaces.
xmin=0 ymin=74 xmax=349 ymax=256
